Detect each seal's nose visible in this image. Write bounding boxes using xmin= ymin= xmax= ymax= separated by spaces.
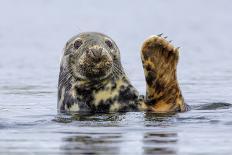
xmin=88 ymin=47 xmax=103 ymax=62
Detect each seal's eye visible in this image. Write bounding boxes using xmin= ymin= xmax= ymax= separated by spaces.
xmin=105 ymin=40 xmax=113 ymax=49
xmin=74 ymin=40 xmax=83 ymax=49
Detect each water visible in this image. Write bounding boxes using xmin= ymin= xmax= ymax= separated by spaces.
xmin=1 ymin=0 xmax=232 ymax=154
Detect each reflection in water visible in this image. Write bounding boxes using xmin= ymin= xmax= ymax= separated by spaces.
xmin=143 ymin=132 xmax=177 ymax=155
xmin=60 ymin=113 xmax=178 ymax=155
xmin=145 ymin=113 xmax=177 ymax=121
xmin=59 ymin=113 xmax=123 ymax=154
xmin=61 ymin=130 xmax=178 ymax=155
xmin=144 ymin=113 xmax=177 ymax=127
xmin=62 ymin=133 xmax=122 ymax=155
xmin=144 ymin=113 xmax=178 ymax=155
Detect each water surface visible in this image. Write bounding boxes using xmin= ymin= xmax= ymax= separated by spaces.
xmin=1 ymin=0 xmax=232 ymax=154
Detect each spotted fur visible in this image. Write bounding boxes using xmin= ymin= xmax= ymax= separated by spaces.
xmin=141 ymin=35 xmax=189 ymax=112
xmin=58 ymin=32 xmax=142 ymax=113
xmin=58 ymin=32 xmax=189 ymax=114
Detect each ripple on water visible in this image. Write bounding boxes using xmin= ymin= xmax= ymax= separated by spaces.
xmin=192 ymin=102 xmax=232 ymax=110
xmin=0 ymin=85 xmax=54 ymax=96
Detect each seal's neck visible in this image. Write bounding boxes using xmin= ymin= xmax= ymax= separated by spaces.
xmin=74 ymin=74 xmax=116 ymax=90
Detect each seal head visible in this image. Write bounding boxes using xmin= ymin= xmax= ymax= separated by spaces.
xmin=66 ymin=32 xmax=121 ymax=81
xmin=58 ymin=32 xmax=140 ymax=113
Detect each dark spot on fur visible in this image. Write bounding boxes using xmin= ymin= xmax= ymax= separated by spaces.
xmin=122 ymin=76 xmax=128 ymax=83
xmin=118 ymin=86 xmax=138 ymax=102
xmin=139 ymin=95 xmax=145 ymax=101
xmin=146 ymin=71 xmax=156 ymax=86
xmin=118 ymin=106 xmax=128 ymax=112
xmin=96 ymin=99 xmax=113 ymax=112
xmin=111 ymin=81 xmax=117 ymax=90
xmin=154 ymin=81 xmax=165 ymax=94
xmin=145 ymin=98 xmax=158 ymax=106
xmin=143 ymin=49 xmax=149 ymax=60
xmin=146 ymin=64 xmax=151 ymax=71
xmin=120 ymin=85 xmax=125 ymax=90
xmin=61 ymin=93 xmax=76 ymax=110
xmin=76 ymin=87 xmax=94 ymax=108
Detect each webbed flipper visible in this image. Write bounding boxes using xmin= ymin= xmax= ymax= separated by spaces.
xmin=141 ymin=35 xmax=189 ymax=113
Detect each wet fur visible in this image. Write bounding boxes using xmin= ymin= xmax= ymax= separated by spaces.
xmin=141 ymin=35 xmax=189 ymax=112
xmin=58 ymin=33 xmax=141 ymax=113
xmin=58 ymin=32 xmax=189 ymax=113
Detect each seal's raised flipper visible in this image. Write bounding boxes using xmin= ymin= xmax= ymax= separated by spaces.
xmin=141 ymin=35 xmax=189 ymax=113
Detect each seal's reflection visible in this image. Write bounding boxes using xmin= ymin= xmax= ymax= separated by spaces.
xmin=60 ymin=113 xmax=123 ymax=155
xmin=143 ymin=113 xmax=178 ymax=155
xmin=61 ymin=112 xmax=178 ymax=155
xmin=143 ymin=132 xmax=177 ymax=155
xmin=62 ymin=133 xmax=122 ymax=154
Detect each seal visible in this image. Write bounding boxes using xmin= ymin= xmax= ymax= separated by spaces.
xmin=58 ymin=32 xmax=189 ymax=113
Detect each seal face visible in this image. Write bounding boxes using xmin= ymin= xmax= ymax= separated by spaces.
xmin=58 ymin=32 xmax=140 ymax=113
xmin=68 ymin=33 xmax=115 ymax=80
